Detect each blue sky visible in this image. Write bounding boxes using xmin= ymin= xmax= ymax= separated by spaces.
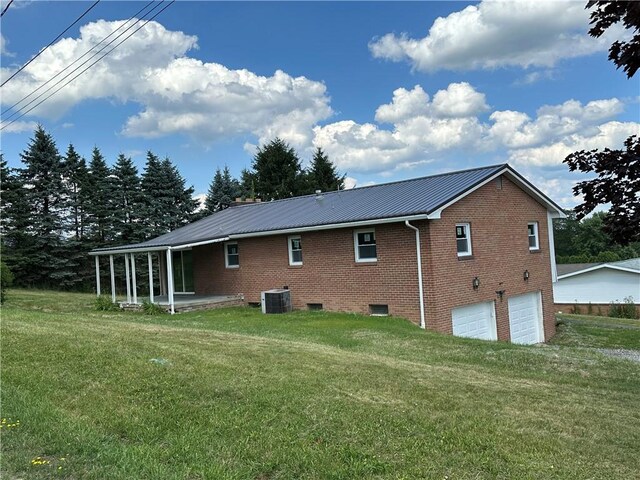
xmin=1 ymin=0 xmax=638 ymax=207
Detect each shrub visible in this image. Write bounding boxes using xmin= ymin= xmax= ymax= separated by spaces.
xmin=609 ymin=297 xmax=639 ymax=319
xmin=570 ymin=302 xmax=581 ymax=314
xmin=95 ymin=295 xmax=120 ymax=311
xmin=142 ymin=300 xmax=167 ymax=315
xmin=0 ymin=261 xmax=14 ymax=304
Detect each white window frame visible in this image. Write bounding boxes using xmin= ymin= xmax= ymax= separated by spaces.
xmin=456 ymin=223 xmax=472 ymax=257
xmin=354 ymin=228 xmax=377 ymax=263
xmin=528 ymin=222 xmax=540 ymax=251
xmin=288 ymin=235 xmax=303 ymax=266
xmin=224 ymin=241 xmax=239 ymax=269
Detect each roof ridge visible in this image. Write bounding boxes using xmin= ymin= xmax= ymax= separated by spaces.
xmin=228 ymin=162 xmax=508 ymax=209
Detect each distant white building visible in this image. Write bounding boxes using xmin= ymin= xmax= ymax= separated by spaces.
xmin=554 ymin=258 xmax=640 ymax=311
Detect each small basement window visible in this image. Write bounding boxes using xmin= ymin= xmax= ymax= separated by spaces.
xmin=528 ymin=222 xmax=539 ymax=251
xmin=247 ymin=302 xmax=261 ymax=308
xmin=225 ymin=242 xmax=239 ymax=268
xmin=456 ymin=223 xmax=472 ymax=257
xmin=307 ymin=303 xmax=323 ymax=311
xmin=354 ymin=229 xmax=377 ymax=262
xmin=369 ymin=304 xmax=389 ymax=316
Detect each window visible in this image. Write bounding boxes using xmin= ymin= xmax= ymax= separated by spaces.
xmin=225 ymin=242 xmax=239 ymax=268
xmin=528 ymin=222 xmax=539 ymax=251
xmin=456 ymin=223 xmax=472 ymax=257
xmin=288 ymin=235 xmax=303 ymax=266
xmin=369 ymin=304 xmax=389 ymax=316
xmin=354 ymin=229 xmax=377 ymax=262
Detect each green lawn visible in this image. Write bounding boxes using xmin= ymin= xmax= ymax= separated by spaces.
xmin=2 ymin=290 xmax=639 ymax=479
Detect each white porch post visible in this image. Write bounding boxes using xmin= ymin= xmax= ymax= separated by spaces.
xmin=95 ymin=256 xmax=101 ymax=296
xmin=124 ymin=254 xmax=131 ymax=304
xmin=131 ymin=254 xmax=138 ymax=304
xmin=148 ymin=252 xmax=154 ymax=303
xmin=109 ymin=255 xmax=116 ymax=303
xmin=166 ymin=248 xmax=175 ymax=314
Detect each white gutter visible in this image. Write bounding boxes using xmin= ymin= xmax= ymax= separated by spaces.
xmin=89 ymin=237 xmax=230 ymax=256
xmin=405 ymin=221 xmax=426 ymax=329
xmin=547 ymin=211 xmax=558 ymax=283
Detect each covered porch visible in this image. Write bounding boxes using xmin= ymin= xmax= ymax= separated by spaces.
xmin=90 ymin=237 xmax=234 ymax=314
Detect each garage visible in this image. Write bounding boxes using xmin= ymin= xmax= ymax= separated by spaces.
xmin=507 ymin=292 xmax=544 ymax=344
xmin=451 ymin=301 xmax=497 ymax=341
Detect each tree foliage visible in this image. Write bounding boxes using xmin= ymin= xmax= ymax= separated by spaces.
xmin=252 ymin=138 xmax=305 ymax=200
xmin=587 ymin=0 xmax=640 ymax=78
xmin=564 ymin=135 xmax=640 ymax=245
xmin=205 ymin=166 xmax=240 ymax=213
xmin=307 ymin=147 xmax=345 ymax=192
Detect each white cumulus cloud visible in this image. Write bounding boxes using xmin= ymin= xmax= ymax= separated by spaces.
xmin=369 ymin=0 xmax=619 ymax=72
xmin=0 ymin=20 xmax=332 ymax=150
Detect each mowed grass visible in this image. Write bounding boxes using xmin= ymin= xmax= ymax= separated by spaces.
xmin=1 ymin=290 xmax=639 ymax=479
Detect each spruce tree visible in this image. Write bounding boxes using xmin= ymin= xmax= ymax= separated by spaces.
xmin=307 ymin=147 xmax=346 ymax=192
xmin=62 ymin=144 xmax=89 ymax=240
xmin=112 ymin=154 xmax=144 ymax=243
xmin=205 ymin=166 xmax=241 ymax=213
xmin=252 ymin=138 xmax=305 ymax=200
xmin=141 ymin=152 xmax=198 ymax=237
xmin=84 ymin=147 xmax=115 ymax=245
xmin=8 ymin=126 xmax=73 ymax=287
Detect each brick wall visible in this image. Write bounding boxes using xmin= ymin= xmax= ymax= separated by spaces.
xmin=422 ymin=175 xmax=556 ymax=341
xmin=192 ymin=174 xmax=557 ymax=341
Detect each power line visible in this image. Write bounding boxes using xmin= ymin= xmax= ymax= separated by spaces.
xmin=1 ymin=0 xmax=14 ymax=17
xmin=1 ymin=0 xmax=175 ymax=131
xmin=1 ymin=0 xmax=101 ymax=87
xmin=1 ymin=0 xmax=159 ymax=119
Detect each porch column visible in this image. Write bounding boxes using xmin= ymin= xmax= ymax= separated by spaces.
xmin=148 ymin=252 xmax=154 ymax=303
xmin=95 ymin=256 xmax=101 ymax=296
xmin=124 ymin=254 xmax=131 ymax=304
xmin=131 ymin=254 xmax=138 ymax=304
xmin=166 ymin=248 xmax=175 ymax=314
xmin=109 ymin=255 xmax=116 ymax=303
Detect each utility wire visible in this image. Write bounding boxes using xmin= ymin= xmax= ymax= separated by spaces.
xmin=1 ymin=0 xmax=14 ymax=17
xmin=1 ymin=0 xmax=101 ymax=87
xmin=1 ymin=0 xmax=175 ymax=131
xmin=1 ymin=0 xmax=159 ymax=119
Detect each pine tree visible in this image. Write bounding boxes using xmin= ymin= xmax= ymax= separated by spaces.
xmin=84 ymin=147 xmax=115 ymax=245
xmin=112 ymin=154 xmax=144 ymax=243
xmin=307 ymin=147 xmax=345 ymax=192
xmin=62 ymin=144 xmax=89 ymax=240
xmin=240 ymin=168 xmax=257 ymax=199
xmin=6 ymin=126 xmax=74 ymax=287
xmin=141 ymin=152 xmax=198 ymax=237
xmin=252 ymin=138 xmax=305 ymax=200
xmin=205 ymin=166 xmax=241 ymax=213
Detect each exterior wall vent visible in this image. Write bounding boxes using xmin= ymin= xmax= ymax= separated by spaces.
xmin=261 ymin=289 xmax=292 ymax=314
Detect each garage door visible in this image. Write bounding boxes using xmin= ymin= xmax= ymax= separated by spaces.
xmin=452 ymin=301 xmax=497 ymax=341
xmin=508 ymin=292 xmax=544 ymax=344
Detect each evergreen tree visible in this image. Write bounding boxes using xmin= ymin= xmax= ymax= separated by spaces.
xmin=62 ymin=144 xmax=89 ymax=241
xmin=6 ymin=126 xmax=74 ymax=287
xmin=205 ymin=166 xmax=241 ymax=213
xmin=307 ymin=147 xmax=346 ymax=192
xmin=252 ymin=138 xmax=305 ymax=200
xmin=112 ymin=154 xmax=144 ymax=243
xmin=141 ymin=152 xmax=198 ymax=237
xmin=240 ymin=167 xmax=257 ymax=199
xmin=84 ymin=147 xmax=115 ymax=245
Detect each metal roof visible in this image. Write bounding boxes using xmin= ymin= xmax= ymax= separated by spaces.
xmin=557 ymin=258 xmax=640 ymax=277
xmin=91 ymin=163 xmax=562 ymax=254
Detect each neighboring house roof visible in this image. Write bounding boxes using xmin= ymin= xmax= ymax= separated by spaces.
xmin=557 ymin=258 xmax=640 ymax=279
xmin=91 ymin=163 xmax=565 ymax=255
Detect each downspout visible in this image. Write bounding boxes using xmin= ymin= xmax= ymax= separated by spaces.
xmin=405 ymin=221 xmax=426 ymax=329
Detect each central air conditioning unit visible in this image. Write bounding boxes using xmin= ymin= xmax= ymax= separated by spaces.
xmin=261 ymin=289 xmax=292 ymax=314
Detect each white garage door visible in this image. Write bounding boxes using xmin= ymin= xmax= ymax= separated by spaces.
xmin=452 ymin=301 xmax=497 ymax=341
xmin=508 ymin=292 xmax=544 ymax=345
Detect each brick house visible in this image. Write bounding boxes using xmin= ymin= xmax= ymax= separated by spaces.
xmin=91 ymin=164 xmax=565 ymax=344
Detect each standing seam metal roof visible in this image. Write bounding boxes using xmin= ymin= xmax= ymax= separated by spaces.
xmin=92 ymin=163 xmax=552 ymax=253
